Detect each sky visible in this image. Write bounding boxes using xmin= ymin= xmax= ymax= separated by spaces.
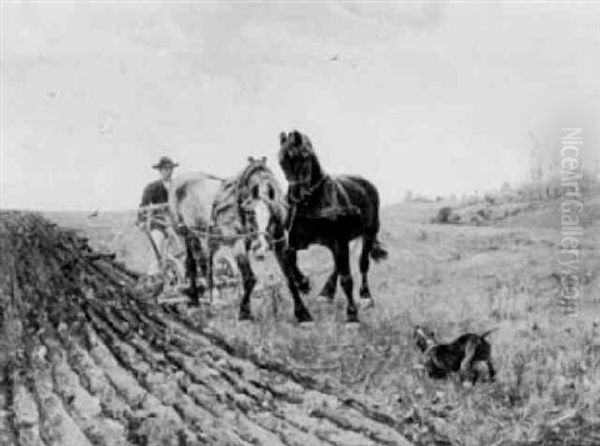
xmin=1 ymin=0 xmax=599 ymax=210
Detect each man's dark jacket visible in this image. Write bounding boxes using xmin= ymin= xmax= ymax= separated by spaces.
xmin=138 ymin=180 xmax=169 ymax=230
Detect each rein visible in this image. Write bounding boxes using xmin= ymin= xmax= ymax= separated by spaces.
xmin=186 ymin=226 xmax=269 ymax=242
xmin=139 ymin=164 xmax=289 ymax=248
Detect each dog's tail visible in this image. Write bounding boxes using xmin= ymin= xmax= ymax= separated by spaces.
xmin=370 ymin=238 xmax=388 ymax=262
xmin=480 ymin=327 xmax=499 ymax=339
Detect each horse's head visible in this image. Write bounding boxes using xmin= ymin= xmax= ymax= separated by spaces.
xmin=278 ymin=130 xmax=324 ymax=201
xmin=238 ymin=156 xmax=286 ymax=260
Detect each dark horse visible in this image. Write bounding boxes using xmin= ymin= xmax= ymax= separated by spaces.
xmin=278 ymin=130 xmax=388 ymax=323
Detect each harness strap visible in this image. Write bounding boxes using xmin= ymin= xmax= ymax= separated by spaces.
xmin=288 ymin=174 xmax=327 ymax=203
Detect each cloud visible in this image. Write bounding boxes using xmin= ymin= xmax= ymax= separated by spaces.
xmin=1 ymin=1 xmax=598 ymax=209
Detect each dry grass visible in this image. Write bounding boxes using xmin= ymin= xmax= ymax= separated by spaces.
xmin=43 ymin=193 xmax=600 ymax=445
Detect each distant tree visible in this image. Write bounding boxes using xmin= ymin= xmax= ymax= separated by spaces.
xmin=435 ymin=206 xmax=453 ymax=223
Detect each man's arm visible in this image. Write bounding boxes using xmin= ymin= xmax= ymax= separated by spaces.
xmin=137 ymin=183 xmax=153 ymax=223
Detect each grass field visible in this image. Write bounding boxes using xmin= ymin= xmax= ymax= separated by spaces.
xmin=42 ymin=192 xmax=600 ymax=445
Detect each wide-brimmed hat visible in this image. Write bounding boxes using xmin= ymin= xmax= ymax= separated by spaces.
xmin=152 ymin=156 xmax=179 ymax=169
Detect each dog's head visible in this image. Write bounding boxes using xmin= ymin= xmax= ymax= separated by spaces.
xmin=413 ymin=325 xmax=437 ymax=352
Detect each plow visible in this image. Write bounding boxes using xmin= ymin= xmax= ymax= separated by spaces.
xmin=136 ymin=203 xmax=243 ymax=305
xmin=0 ymin=211 xmax=414 ymax=446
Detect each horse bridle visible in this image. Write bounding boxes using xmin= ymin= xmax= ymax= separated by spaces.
xmin=281 ymin=142 xmax=326 ymax=204
xmin=235 ymin=163 xmax=288 ymax=246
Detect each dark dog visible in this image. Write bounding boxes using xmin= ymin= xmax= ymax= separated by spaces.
xmin=413 ymin=326 xmax=497 ymax=383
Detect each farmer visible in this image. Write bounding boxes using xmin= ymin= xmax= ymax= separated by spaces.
xmin=137 ymin=156 xmax=178 ymax=275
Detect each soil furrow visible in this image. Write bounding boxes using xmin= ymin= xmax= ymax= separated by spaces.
xmin=40 ymin=330 xmax=131 ymax=446
xmin=155 ymin=308 xmax=411 ymax=444
xmin=1 ymin=366 xmax=18 ymax=446
xmin=55 ymin=329 xmax=133 ymax=426
xmin=111 ymin=304 xmax=379 ymax=445
xmin=105 ymin=305 xmax=338 ymax=446
xmin=2 ymin=269 xmax=41 ymax=446
xmin=12 ymin=377 xmax=44 ymax=446
xmin=96 ymin=307 xmax=226 ymax=416
xmin=86 ymin=305 xmax=286 ymax=446
xmin=25 ymin=337 xmax=93 ymax=446
xmin=89 ymin=311 xmax=253 ymax=445
xmin=80 ymin=316 xmax=205 ymax=446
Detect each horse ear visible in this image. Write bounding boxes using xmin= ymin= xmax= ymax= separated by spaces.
xmin=279 ymin=132 xmax=287 ymax=145
xmin=261 ymin=156 xmax=267 ymax=164
xmin=248 ymin=156 xmax=255 ymax=163
xmin=291 ymin=130 xmax=302 ymax=145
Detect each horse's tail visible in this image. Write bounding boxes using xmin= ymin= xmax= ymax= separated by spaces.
xmin=363 ymin=178 xmax=387 ymax=262
xmin=370 ymin=238 xmax=388 ymax=262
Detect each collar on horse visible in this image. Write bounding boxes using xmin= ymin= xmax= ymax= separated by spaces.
xmin=209 ymin=161 xmax=282 ymax=242
xmin=288 ymin=174 xmax=327 ymax=203
xmin=287 ymin=174 xmax=360 ymax=220
xmin=234 ymin=161 xmax=269 ymax=223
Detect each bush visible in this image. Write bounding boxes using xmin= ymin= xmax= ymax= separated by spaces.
xmin=434 ymin=206 xmax=459 ymax=224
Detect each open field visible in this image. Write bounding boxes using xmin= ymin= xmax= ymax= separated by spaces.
xmin=2 ymin=192 xmax=599 ymax=445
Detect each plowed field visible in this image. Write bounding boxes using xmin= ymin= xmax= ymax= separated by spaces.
xmin=0 ymin=212 xmax=412 ymax=446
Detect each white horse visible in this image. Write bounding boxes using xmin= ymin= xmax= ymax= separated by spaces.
xmin=169 ymin=156 xmax=287 ymax=319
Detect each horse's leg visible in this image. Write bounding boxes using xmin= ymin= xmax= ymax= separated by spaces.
xmin=319 ymin=245 xmax=337 ymax=301
xmin=359 ymin=235 xmax=375 ymax=307
xmin=334 ymin=240 xmax=358 ymax=323
xmin=206 ymin=248 xmax=214 ymax=299
xmin=289 ymin=249 xmax=310 ymax=294
xmin=197 ymin=240 xmax=209 ymax=279
xmin=275 ymin=245 xmax=312 ymax=323
xmin=184 ymin=234 xmax=200 ymax=305
xmin=319 ymin=269 xmax=338 ymax=301
xmin=234 ymin=241 xmax=256 ymax=321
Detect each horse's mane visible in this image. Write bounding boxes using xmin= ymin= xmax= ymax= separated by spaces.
xmin=279 ymin=130 xmax=361 ymax=219
xmin=278 ymin=131 xmax=326 ymax=185
xmin=211 ymin=178 xmax=238 ymax=221
xmin=211 ymin=161 xmax=277 ymax=221
xmin=279 ymin=131 xmax=317 ymax=167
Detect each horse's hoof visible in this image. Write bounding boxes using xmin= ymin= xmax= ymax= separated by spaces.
xmin=295 ymin=311 xmax=313 ymax=324
xmin=359 ymin=298 xmax=374 ymax=310
xmin=316 ymin=294 xmax=334 ymax=304
xmin=346 ymin=312 xmax=360 ymax=323
xmin=238 ymin=310 xmax=253 ymax=321
xmin=182 ymin=285 xmax=199 ymax=298
xmin=299 ymin=321 xmax=315 ymax=329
